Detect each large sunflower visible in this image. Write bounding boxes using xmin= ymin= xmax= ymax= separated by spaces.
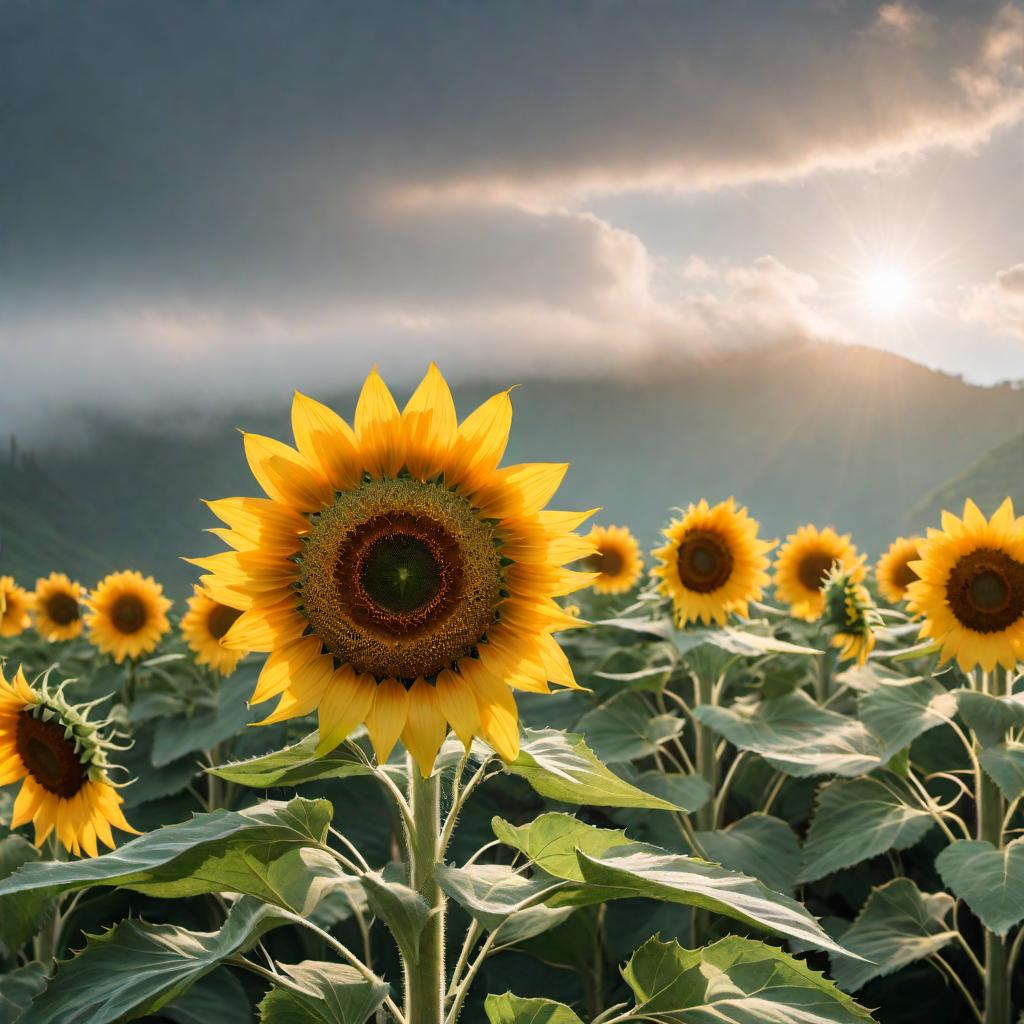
xmin=584 ymin=524 xmax=644 ymax=595
xmin=190 ymin=365 xmax=594 ymax=775
xmin=875 ymin=536 xmax=923 ymax=605
xmin=906 ymin=498 xmax=1024 ymax=672
xmin=774 ymin=524 xmax=865 ymax=622
xmin=0 ymin=665 xmax=138 ymax=856
xmin=651 ymin=498 xmax=775 ymax=626
xmin=0 ymin=577 xmax=33 ymax=638
xmin=34 ymin=573 xmax=85 ymax=641
xmin=85 ymin=571 xmax=172 ymax=664
xmin=181 ymin=588 xmax=246 ymax=676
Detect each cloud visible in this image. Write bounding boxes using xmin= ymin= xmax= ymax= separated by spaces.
xmin=963 ymin=262 xmax=1024 ymax=340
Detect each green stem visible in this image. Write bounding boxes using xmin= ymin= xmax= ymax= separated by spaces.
xmin=404 ymin=758 xmax=445 ymax=1024
xmin=815 ymin=647 xmax=834 ymax=705
xmin=693 ymin=672 xmax=717 ymax=833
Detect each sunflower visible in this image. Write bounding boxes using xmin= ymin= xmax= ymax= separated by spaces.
xmin=773 ymin=524 xmax=865 ymax=622
xmin=822 ymin=566 xmax=879 ymax=666
xmin=584 ymin=524 xmax=644 ymax=595
xmin=0 ymin=665 xmax=138 ymax=856
xmin=875 ymin=536 xmax=923 ymax=605
xmin=651 ymin=498 xmax=776 ymax=626
xmin=189 ymin=365 xmax=594 ymax=775
xmin=34 ymin=573 xmax=85 ymax=641
xmin=906 ymin=498 xmax=1024 ymax=672
xmin=181 ymin=588 xmax=246 ymax=676
xmin=85 ymin=571 xmax=172 ymax=664
xmin=0 ymin=577 xmax=33 ymax=638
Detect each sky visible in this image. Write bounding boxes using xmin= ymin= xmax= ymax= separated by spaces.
xmin=1 ymin=0 xmax=1022 ymax=438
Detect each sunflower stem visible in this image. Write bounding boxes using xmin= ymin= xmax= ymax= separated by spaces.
xmin=693 ymin=671 xmax=717 ymax=833
xmin=403 ymin=755 xmax=446 ymax=1024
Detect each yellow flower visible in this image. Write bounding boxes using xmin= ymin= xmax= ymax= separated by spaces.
xmin=822 ymin=567 xmax=879 ymax=666
xmin=0 ymin=665 xmax=138 ymax=857
xmin=584 ymin=524 xmax=643 ymax=595
xmin=651 ymin=498 xmax=775 ymax=626
xmin=0 ymin=577 xmax=33 ymax=638
xmin=181 ymin=588 xmax=246 ymax=676
xmin=189 ymin=364 xmax=594 ymax=775
xmin=907 ymin=498 xmax=1024 ymax=672
xmin=774 ymin=524 xmax=865 ymax=621
xmin=34 ymin=573 xmax=85 ymax=641
xmin=85 ymin=571 xmax=172 ymax=664
xmin=875 ymin=536 xmax=923 ymax=605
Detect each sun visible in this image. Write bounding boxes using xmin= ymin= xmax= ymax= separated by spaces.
xmin=861 ymin=265 xmax=914 ymax=316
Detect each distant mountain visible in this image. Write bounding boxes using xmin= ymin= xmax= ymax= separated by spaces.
xmin=3 ymin=341 xmax=1023 ymax=598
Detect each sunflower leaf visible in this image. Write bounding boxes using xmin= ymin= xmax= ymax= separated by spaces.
xmin=575 ymin=694 xmax=683 ymax=763
xmin=935 ymin=837 xmax=1024 ymax=935
xmin=694 ymin=813 xmax=802 ymax=895
xmin=256 ymin=961 xmax=389 ymax=1024
xmin=856 ymin=677 xmax=956 ymax=760
xmin=208 ymin=733 xmax=374 ymax=788
xmin=979 ymin=742 xmax=1024 ymax=800
xmin=0 ymin=834 xmax=45 ymax=955
xmin=357 ymin=871 xmax=430 ymax=963
xmin=484 ymin=993 xmax=585 ymax=1024
xmin=0 ymin=963 xmax=48 ymax=1023
xmin=956 ymin=690 xmax=1024 ymax=747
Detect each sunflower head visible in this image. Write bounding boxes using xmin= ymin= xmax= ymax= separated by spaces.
xmin=875 ymin=536 xmax=923 ymax=605
xmin=0 ymin=665 xmax=138 ymax=856
xmin=85 ymin=571 xmax=172 ymax=664
xmin=0 ymin=577 xmax=33 ymax=638
xmin=907 ymin=498 xmax=1024 ymax=672
xmin=650 ymin=498 xmax=776 ymax=626
xmin=583 ymin=524 xmax=643 ymax=595
xmin=773 ymin=524 xmax=865 ymax=622
xmin=189 ymin=364 xmax=594 ymax=775
xmin=821 ymin=566 xmax=879 ymax=666
xmin=34 ymin=572 xmax=85 ymax=641
xmin=180 ymin=588 xmax=247 ymax=676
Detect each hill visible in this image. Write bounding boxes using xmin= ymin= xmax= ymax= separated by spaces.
xmin=3 ymin=341 xmax=1024 ymax=598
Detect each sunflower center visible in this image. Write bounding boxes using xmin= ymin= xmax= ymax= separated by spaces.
xmin=111 ymin=594 xmax=147 ymax=634
xmin=46 ymin=593 xmax=80 ymax=625
xmin=798 ymin=552 xmax=836 ymax=592
xmin=947 ymin=548 xmax=1024 ymax=633
xmin=588 ymin=547 xmax=624 ymax=578
xmin=15 ymin=711 xmax=86 ymax=798
xmin=207 ymin=602 xmax=243 ymax=641
xmin=892 ymin=558 xmax=919 ymax=591
xmin=299 ymin=477 xmax=504 ymax=681
xmin=676 ymin=530 xmax=733 ymax=593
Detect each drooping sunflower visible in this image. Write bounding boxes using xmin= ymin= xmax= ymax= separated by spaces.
xmin=181 ymin=588 xmax=246 ymax=676
xmin=651 ymin=498 xmax=776 ymax=626
xmin=906 ymin=498 xmax=1024 ymax=672
xmin=189 ymin=365 xmax=595 ymax=775
xmin=821 ymin=566 xmax=880 ymax=666
xmin=584 ymin=524 xmax=644 ymax=595
xmin=875 ymin=536 xmax=923 ymax=605
xmin=34 ymin=573 xmax=85 ymax=641
xmin=85 ymin=571 xmax=172 ymax=664
xmin=773 ymin=524 xmax=866 ymax=622
xmin=0 ymin=577 xmax=33 ymax=638
xmin=0 ymin=664 xmax=138 ymax=857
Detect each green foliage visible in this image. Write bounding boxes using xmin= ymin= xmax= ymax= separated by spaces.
xmin=935 ymin=838 xmax=1024 ymax=935
xmin=485 ymin=993 xmax=585 ymax=1023
xmin=208 ymin=732 xmax=374 ymax=788
xmin=694 ymin=813 xmax=801 ymax=895
xmin=256 ymin=961 xmax=389 ymax=1024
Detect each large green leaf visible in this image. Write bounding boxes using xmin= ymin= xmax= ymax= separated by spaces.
xmin=575 ymin=694 xmax=682 ymax=763
xmin=492 ymin=813 xmax=631 ymax=880
xmin=208 ymin=732 xmax=373 ymax=788
xmin=979 ymin=742 xmax=1024 ymax=801
xmin=0 ymin=834 xmax=45 ymax=954
xmin=955 ymin=690 xmax=1024 ymax=747
xmin=19 ymin=898 xmax=299 ymax=1024
xmin=695 ymin=813 xmax=801 ymax=896
xmin=857 ymin=677 xmax=956 ymax=759
xmin=695 ymin=692 xmax=883 ymax=778
xmin=620 ymin=935 xmax=873 ymax=1023
xmin=0 ymin=963 xmax=47 ymax=1023
xmin=935 ymin=838 xmax=1024 ymax=935
xmin=800 ymin=778 xmax=933 ymax=883
xmin=256 ymin=961 xmax=389 ymax=1024
xmin=357 ymin=871 xmax=429 ymax=962
xmin=160 ymin=969 xmax=252 ymax=1024
xmin=505 ymin=729 xmax=681 ymax=810
xmin=828 ymin=879 xmax=956 ymax=993
xmin=484 ymin=993 xmax=585 ymax=1024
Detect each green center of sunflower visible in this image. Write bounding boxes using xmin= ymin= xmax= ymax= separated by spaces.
xmin=798 ymin=552 xmax=836 ymax=593
xmin=360 ymin=535 xmax=443 ymax=613
xmin=676 ymin=529 xmax=734 ymax=593
xmin=46 ymin=592 xmax=80 ymax=625
xmin=15 ymin=711 xmax=86 ymax=798
xmin=111 ymin=595 xmax=147 ymax=634
xmin=948 ymin=548 xmax=1024 ymax=633
xmin=207 ymin=602 xmax=243 ymax=640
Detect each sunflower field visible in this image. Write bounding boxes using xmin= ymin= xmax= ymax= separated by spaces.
xmin=2 ymin=366 xmax=1023 ymax=1024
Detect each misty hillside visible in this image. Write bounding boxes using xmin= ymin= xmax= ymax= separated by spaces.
xmin=2 ymin=341 xmax=1023 ymax=598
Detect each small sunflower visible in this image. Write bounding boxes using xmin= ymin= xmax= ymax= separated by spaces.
xmin=651 ymin=498 xmax=776 ymax=626
xmin=584 ymin=524 xmax=644 ymax=595
xmin=822 ymin=566 xmax=879 ymax=666
xmin=875 ymin=536 xmax=923 ymax=605
xmin=907 ymin=498 xmax=1024 ymax=672
xmin=34 ymin=573 xmax=85 ymax=641
xmin=0 ymin=665 xmax=138 ymax=857
xmin=774 ymin=524 xmax=866 ymax=622
xmin=181 ymin=588 xmax=246 ymax=676
xmin=189 ymin=364 xmax=595 ymax=775
xmin=0 ymin=577 xmax=33 ymax=638
xmin=85 ymin=571 xmax=172 ymax=664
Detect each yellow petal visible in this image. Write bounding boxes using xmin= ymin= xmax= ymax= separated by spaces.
xmin=401 ymin=363 xmax=458 ymax=481
xmin=222 ymin=599 xmax=305 ymax=652
xmin=243 ymin=433 xmax=332 ymax=511
xmin=364 ymin=679 xmax=409 ymax=763
xmin=434 ymin=669 xmax=481 ymax=749
xmin=401 ymin=679 xmax=449 ymax=777
xmin=317 ymin=668 xmax=376 ymax=754
xmin=447 ymin=389 xmax=513 ymax=492
xmin=459 ymin=658 xmax=520 ymax=761
xmin=355 ymin=368 xmax=403 ymax=478
xmin=291 ymin=391 xmax=363 ymax=491
xmin=251 ymin=636 xmax=324 ymax=705
xmin=477 ymin=463 xmax=568 ymax=519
